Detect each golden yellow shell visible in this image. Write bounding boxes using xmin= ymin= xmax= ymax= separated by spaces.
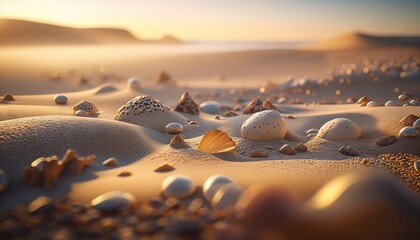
xmin=197 ymin=129 xmax=236 ymax=153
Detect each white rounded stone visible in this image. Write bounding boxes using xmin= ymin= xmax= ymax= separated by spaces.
xmin=385 ymin=100 xmax=396 ymax=106
xmin=162 ymin=174 xmax=196 ymax=199
xmin=413 ymin=119 xmax=420 ymax=129
xmin=199 ymin=101 xmax=221 ymax=114
xmin=91 ymin=191 xmax=135 ymax=214
xmin=211 ymin=183 xmax=244 ymax=210
xmin=165 ymin=122 xmax=183 ymax=134
xmin=203 ymin=175 xmax=233 ymax=202
xmin=399 ymin=127 xmax=418 ymax=138
xmin=241 ymin=110 xmax=287 ymax=141
xmin=127 ymin=77 xmax=141 ymax=90
xmin=409 ymin=100 xmax=420 ymax=106
xmin=366 ymin=101 xmax=378 ymax=107
xmin=317 ymin=118 xmax=361 ymax=141
xmin=75 ymin=110 xmax=90 ymax=117
xmin=54 ymin=95 xmax=68 ymax=104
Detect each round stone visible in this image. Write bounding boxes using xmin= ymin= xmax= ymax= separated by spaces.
xmin=54 ymin=95 xmax=68 ymax=104
xmin=398 ymin=94 xmax=409 ymax=100
xmin=91 ymin=191 xmax=135 ymax=214
xmin=317 ymin=118 xmax=361 ymax=141
xmin=75 ymin=110 xmax=90 ymax=117
xmin=384 ymin=100 xmax=396 ymax=106
xmin=203 ymin=175 xmax=233 ymax=201
xmin=279 ymin=144 xmax=297 ymax=155
xmin=399 ymin=127 xmax=418 ymax=138
xmin=127 ymin=77 xmax=141 ymax=90
xmin=0 ymin=169 xmax=9 ymax=194
xmin=211 ymin=183 xmax=244 ymax=210
xmin=413 ymin=119 xmax=420 ymax=129
xmin=199 ymin=101 xmax=221 ymax=114
xmin=72 ymin=100 xmax=99 ymax=114
xmin=409 ymin=100 xmax=420 ymax=106
xmin=241 ymin=110 xmax=287 ymax=141
xmin=165 ymin=123 xmax=184 ymax=134
xmin=305 ymin=129 xmax=319 ymax=135
xmin=162 ymin=175 xmax=196 ymax=199
xmin=366 ymin=101 xmax=378 ymax=107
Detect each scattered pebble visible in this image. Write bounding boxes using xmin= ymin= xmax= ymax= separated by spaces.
xmin=165 ymin=122 xmax=184 ymax=134
xmin=398 ymin=93 xmax=409 ymax=100
xmin=203 ymin=175 xmax=233 ymax=201
xmin=307 ymin=133 xmax=317 ymax=140
xmin=90 ymin=191 xmax=135 ymax=214
xmin=27 ymin=196 xmax=54 ymax=215
xmin=102 ymin=157 xmax=118 ymax=167
xmin=162 ymin=175 xmax=196 ymax=199
xmin=399 ymin=127 xmax=418 ymax=138
xmin=278 ymin=144 xmax=297 ymax=155
xmin=241 ymin=110 xmax=287 ymax=141
xmin=0 ymin=169 xmax=9 ymax=194
xmin=339 ymin=146 xmax=359 ymax=156
xmin=127 ymin=77 xmax=141 ymax=90
xmin=305 ymin=129 xmax=319 ymax=135
xmin=266 ymin=145 xmax=274 ymax=150
xmin=360 ymin=159 xmax=369 ymax=165
xmin=250 ymin=150 xmax=268 ymax=158
xmin=294 ymin=143 xmax=308 ymax=152
xmin=118 ymin=171 xmax=132 ymax=177
xmin=187 ymin=120 xmax=199 ymax=126
xmin=409 ymin=100 xmax=420 ymax=106
xmin=214 ymin=115 xmax=223 ymax=120
xmin=2 ymin=94 xmax=15 ymax=101
xmin=287 ymin=115 xmax=296 ymax=119
xmin=366 ymin=101 xmax=378 ymax=107
xmin=174 ymin=91 xmax=199 ymax=115
xmin=356 ymin=96 xmax=370 ymax=106
xmin=399 ymin=114 xmax=418 ymax=126
xmin=223 ymin=111 xmax=238 ymax=117
xmin=211 ymin=183 xmax=244 ymax=210
xmin=54 ymin=95 xmax=68 ymax=104
xmin=169 ymin=134 xmax=191 ymax=149
xmin=317 ymin=118 xmax=361 ymax=141
xmin=75 ymin=110 xmax=90 ymax=117
xmin=384 ymin=100 xmax=396 ymax=106
xmin=413 ymin=119 xmax=420 ymax=129
xmin=72 ymin=100 xmax=99 ymax=114
xmin=376 ymin=136 xmax=397 ymax=146
xmin=154 ymin=164 xmax=175 ymax=173
xmin=199 ymin=101 xmax=221 ymax=114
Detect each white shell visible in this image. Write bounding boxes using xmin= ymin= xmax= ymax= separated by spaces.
xmin=366 ymin=101 xmax=378 ymax=107
xmin=211 ymin=183 xmax=244 ymax=210
xmin=413 ymin=119 xmax=420 ymax=129
xmin=384 ymin=100 xmax=396 ymax=106
xmin=199 ymin=101 xmax=221 ymax=114
xmin=75 ymin=110 xmax=90 ymax=117
xmin=91 ymin=191 xmax=135 ymax=213
xmin=241 ymin=110 xmax=287 ymax=141
xmin=54 ymin=95 xmax=68 ymax=104
xmin=203 ymin=175 xmax=233 ymax=201
xmin=317 ymin=118 xmax=361 ymax=141
xmin=165 ymin=122 xmax=183 ymax=134
xmin=127 ymin=77 xmax=141 ymax=90
xmin=399 ymin=127 xmax=418 ymax=138
xmin=162 ymin=174 xmax=196 ymax=198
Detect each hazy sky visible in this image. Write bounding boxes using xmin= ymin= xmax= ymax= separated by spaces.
xmin=1 ymin=0 xmax=419 ymax=40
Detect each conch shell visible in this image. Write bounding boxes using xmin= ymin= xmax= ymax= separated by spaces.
xmin=197 ymin=129 xmax=236 ymax=154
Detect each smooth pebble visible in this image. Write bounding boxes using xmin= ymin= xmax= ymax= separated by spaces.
xmin=241 ymin=110 xmax=287 ymax=141
xmin=413 ymin=119 xmax=420 ymax=129
xmin=54 ymin=95 xmax=68 ymax=104
xmin=203 ymin=175 xmax=234 ymax=201
xmin=165 ymin=122 xmax=184 ymax=134
xmin=91 ymin=191 xmax=135 ymax=214
xmin=366 ymin=101 xmax=378 ymax=107
xmin=127 ymin=77 xmax=141 ymax=90
xmin=199 ymin=101 xmax=221 ymax=114
xmin=211 ymin=183 xmax=244 ymax=210
xmin=399 ymin=127 xmax=418 ymax=138
xmin=317 ymin=118 xmax=361 ymax=141
xmin=384 ymin=100 xmax=396 ymax=106
xmin=162 ymin=175 xmax=196 ymax=199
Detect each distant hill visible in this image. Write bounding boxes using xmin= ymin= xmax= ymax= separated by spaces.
xmin=0 ymin=19 xmax=182 ymax=46
xmin=306 ymin=32 xmax=420 ymax=50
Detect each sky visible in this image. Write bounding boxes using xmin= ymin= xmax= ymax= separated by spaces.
xmin=1 ymin=0 xmax=419 ymax=41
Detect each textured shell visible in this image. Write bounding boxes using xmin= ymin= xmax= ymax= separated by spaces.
xmin=114 ymin=96 xmax=170 ymax=120
xmin=197 ymin=129 xmax=236 ymax=153
xmin=72 ymin=100 xmax=99 ymax=114
xmin=317 ymin=118 xmax=361 ymax=141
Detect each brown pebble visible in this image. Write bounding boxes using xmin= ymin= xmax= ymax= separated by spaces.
xmin=214 ymin=115 xmax=223 ymax=120
xmin=399 ymin=114 xmax=419 ymax=126
xmin=339 ymin=146 xmax=359 ymax=156
xmin=250 ymin=150 xmax=268 ymax=158
xmin=376 ymin=136 xmax=397 ymax=146
xmin=361 ymin=159 xmax=369 ymax=165
xmin=287 ymin=115 xmax=296 ymax=119
xmin=294 ymin=143 xmax=308 ymax=152
xmin=223 ymin=111 xmax=238 ymax=117
xmin=154 ymin=164 xmax=175 ymax=173
xmin=2 ymin=94 xmax=15 ymax=101
xmin=187 ymin=120 xmax=199 ymax=126
xmin=266 ymin=146 xmax=274 ymax=150
xmin=279 ymin=144 xmax=297 ymax=155
xmin=102 ymin=157 xmax=118 ymax=167
xmin=118 ymin=171 xmax=132 ymax=177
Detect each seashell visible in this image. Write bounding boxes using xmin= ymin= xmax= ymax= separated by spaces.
xmin=414 ymin=161 xmax=420 ymax=172
xmin=398 ymin=93 xmax=409 ymax=100
xmin=243 ymin=97 xmax=265 ymax=114
xmin=366 ymin=101 xmax=378 ymax=107
xmin=409 ymin=100 xmax=420 ymax=106
xmin=339 ymin=146 xmax=359 ymax=156
xmin=72 ymin=100 xmax=99 ymax=114
xmin=250 ymin=150 xmax=268 ymax=158
xmin=169 ymin=134 xmax=191 ymax=149
xmin=199 ymin=101 xmax=221 ymax=114
xmin=174 ymin=91 xmax=199 ymax=115
xmin=317 ymin=118 xmax=361 ymax=141
xmin=162 ymin=174 xmax=196 ymax=198
xmin=54 ymin=95 xmax=68 ymax=104
xmin=127 ymin=77 xmax=141 ymax=90
xmin=376 ymin=136 xmax=397 ymax=146
xmin=262 ymin=99 xmax=277 ymax=111
xmin=156 ymin=71 xmax=173 ymax=85
xmin=211 ymin=183 xmax=244 ymax=210
xmin=0 ymin=169 xmax=9 ymax=194
xmin=91 ymin=191 xmax=135 ymax=214
xmin=413 ymin=119 xmax=420 ymax=129
xmin=102 ymin=157 xmax=118 ymax=167
xmin=2 ymin=94 xmax=15 ymax=101
xmin=27 ymin=196 xmax=55 ymax=215
xmin=399 ymin=114 xmax=418 ymax=126
xmin=279 ymin=144 xmax=297 ymax=155
xmin=42 ymin=156 xmax=64 ymax=189
xmin=118 ymin=171 xmax=131 ymax=177
xmin=203 ymin=175 xmax=233 ymax=201
xmin=356 ymin=96 xmax=370 ymax=106
xmin=305 ymin=129 xmax=319 ymax=135
xmin=75 ymin=110 xmax=90 ymax=117
xmin=165 ymin=123 xmax=183 ymax=134
xmin=154 ymin=164 xmax=175 ymax=173
xmin=384 ymin=100 xmax=396 ymax=106
xmin=294 ymin=143 xmax=308 ymax=152
xmin=399 ymin=127 xmax=418 ymax=138
xmin=241 ymin=110 xmax=287 ymax=141
xmin=223 ymin=111 xmax=238 ymax=117
xmin=197 ymin=129 xmax=236 ymax=154
xmin=187 ymin=120 xmax=199 ymax=126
